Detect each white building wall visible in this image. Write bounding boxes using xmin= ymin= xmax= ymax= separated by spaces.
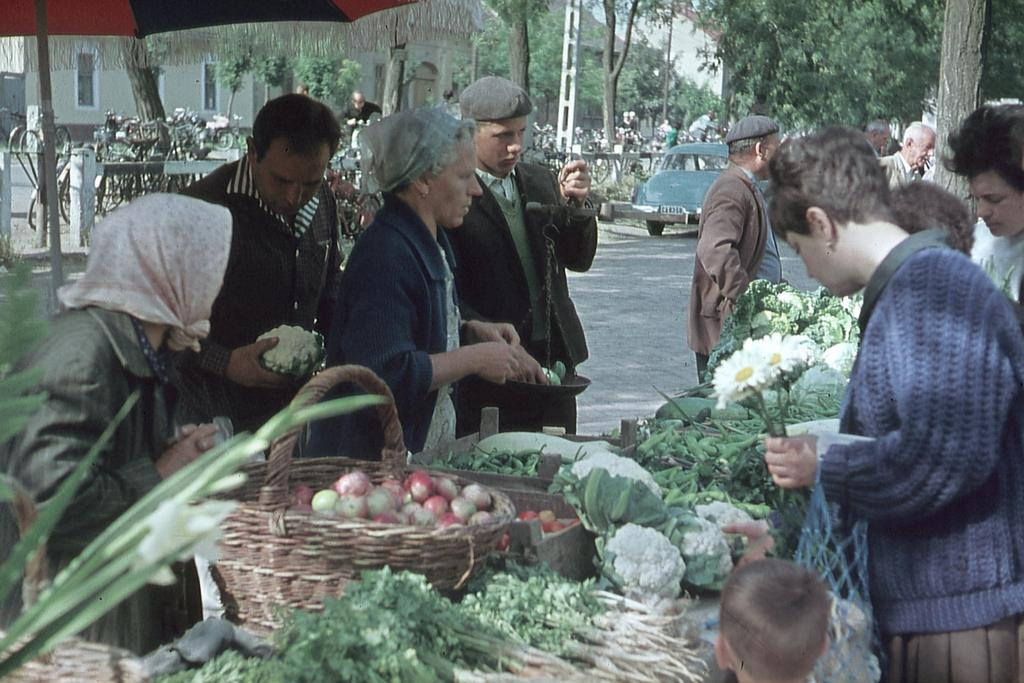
xmin=639 ymin=14 xmax=723 ymax=96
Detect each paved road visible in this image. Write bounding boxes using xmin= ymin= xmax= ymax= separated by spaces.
xmin=571 ymin=222 xmax=817 ymax=436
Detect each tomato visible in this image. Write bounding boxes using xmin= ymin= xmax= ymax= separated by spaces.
xmin=541 ymin=520 xmax=566 ymax=534
xmin=518 ymin=510 xmax=539 ymax=521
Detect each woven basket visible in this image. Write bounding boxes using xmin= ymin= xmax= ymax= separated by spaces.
xmin=212 ymin=364 xmax=516 ymax=632
xmin=3 ymin=637 xmax=148 ymax=683
xmin=3 ymin=489 xmax=149 ymax=683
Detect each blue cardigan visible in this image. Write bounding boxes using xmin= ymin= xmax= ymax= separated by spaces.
xmin=821 ymin=247 xmax=1024 ymax=635
xmin=309 ymin=195 xmax=453 ymax=459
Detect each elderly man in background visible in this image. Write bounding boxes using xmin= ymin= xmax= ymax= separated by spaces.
xmin=879 ymin=121 xmax=935 ymax=189
xmin=343 ymin=90 xmax=382 ymax=126
xmin=864 ymin=119 xmax=892 ymax=156
xmin=688 ymin=115 xmax=782 ymax=381
xmin=449 ymin=76 xmax=598 ymax=435
xmin=178 ymin=94 xmax=344 ymax=433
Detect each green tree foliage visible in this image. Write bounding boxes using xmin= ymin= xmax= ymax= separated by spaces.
xmin=984 ymin=0 xmax=1024 ymax=100
xmin=294 ymin=56 xmax=361 ymax=111
xmin=453 ymin=8 xmax=604 ymax=127
xmin=693 ymin=0 xmax=944 ymax=128
xmin=668 ymin=77 xmax=724 ymax=130
xmin=215 ymin=48 xmax=253 ymax=117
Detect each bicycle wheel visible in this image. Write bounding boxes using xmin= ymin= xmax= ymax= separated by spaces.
xmin=589 ymin=156 xmax=612 ymax=184
xmin=213 ymin=129 xmax=235 ymax=151
xmin=58 ymin=166 xmax=71 ymax=223
xmin=8 ymin=126 xmax=28 ymax=154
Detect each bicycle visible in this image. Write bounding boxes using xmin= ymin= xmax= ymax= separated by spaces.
xmin=205 ymin=114 xmax=245 ymax=151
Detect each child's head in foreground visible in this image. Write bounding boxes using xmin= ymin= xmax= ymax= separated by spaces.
xmin=716 ymin=558 xmax=831 ymax=683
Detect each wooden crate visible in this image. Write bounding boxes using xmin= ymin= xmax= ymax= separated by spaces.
xmin=411 ymin=407 xmax=639 ymax=489
xmin=499 ymin=488 xmax=597 ymax=582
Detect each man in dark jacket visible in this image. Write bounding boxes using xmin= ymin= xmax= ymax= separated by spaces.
xmin=178 ymin=94 xmax=343 ymax=432
xmin=449 ymin=76 xmax=598 ymax=434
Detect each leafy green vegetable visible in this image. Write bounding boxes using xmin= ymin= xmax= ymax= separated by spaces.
xmin=432 ymin=447 xmax=542 ymax=477
xmin=550 ymin=468 xmax=668 ymax=534
xmin=460 ymin=562 xmax=601 ymax=656
xmin=160 ymin=569 xmax=542 ymax=683
xmin=707 ymin=281 xmax=860 ymax=374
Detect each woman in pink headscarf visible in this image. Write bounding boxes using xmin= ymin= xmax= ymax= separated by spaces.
xmin=0 ymin=193 xmax=232 ymax=653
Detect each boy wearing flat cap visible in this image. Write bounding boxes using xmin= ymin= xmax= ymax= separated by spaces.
xmin=689 ymin=114 xmax=782 ymax=381
xmin=449 ymin=76 xmax=598 ymax=435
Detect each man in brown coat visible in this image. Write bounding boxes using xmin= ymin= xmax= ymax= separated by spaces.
xmin=688 ymin=115 xmax=782 ymax=380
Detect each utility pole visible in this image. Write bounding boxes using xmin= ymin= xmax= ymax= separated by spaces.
xmin=661 ymin=13 xmax=674 ymax=122
xmin=556 ymin=0 xmax=583 ymax=154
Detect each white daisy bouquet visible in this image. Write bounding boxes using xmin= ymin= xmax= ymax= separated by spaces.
xmin=712 ymin=333 xmax=817 ymax=436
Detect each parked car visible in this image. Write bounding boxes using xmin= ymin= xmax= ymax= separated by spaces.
xmin=630 ymin=142 xmax=729 ymax=235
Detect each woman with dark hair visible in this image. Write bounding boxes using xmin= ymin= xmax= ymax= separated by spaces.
xmin=763 ymin=126 xmax=1024 ymax=682
xmin=947 ymin=104 xmax=1024 ymax=299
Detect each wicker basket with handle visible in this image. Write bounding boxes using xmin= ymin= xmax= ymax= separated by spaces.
xmin=3 ymin=485 xmax=149 ymax=683
xmin=211 ymin=364 xmax=516 ymax=633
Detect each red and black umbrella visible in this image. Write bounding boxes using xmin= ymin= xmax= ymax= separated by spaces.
xmin=4 ymin=0 xmax=415 ymax=37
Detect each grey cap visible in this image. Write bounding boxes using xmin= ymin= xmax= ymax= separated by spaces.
xmin=460 ymin=76 xmax=533 ymax=121
xmin=724 ymin=115 xmax=779 ymax=144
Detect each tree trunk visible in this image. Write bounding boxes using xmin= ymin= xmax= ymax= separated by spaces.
xmin=382 ymin=45 xmax=407 ymax=116
xmin=934 ymin=0 xmax=990 ymax=197
xmin=122 ymin=40 xmax=165 ymax=120
xmin=601 ymin=0 xmax=641 ymax=149
xmin=508 ymin=19 xmax=530 ymax=90
xmin=661 ymin=16 xmax=673 ymax=122
xmin=602 ymin=0 xmax=617 ymax=147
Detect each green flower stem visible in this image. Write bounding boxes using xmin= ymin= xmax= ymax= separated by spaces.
xmin=753 ymin=392 xmax=781 ymax=437
xmin=774 ymin=388 xmax=789 ymax=437
xmin=1 ymin=393 xmax=380 ymax=676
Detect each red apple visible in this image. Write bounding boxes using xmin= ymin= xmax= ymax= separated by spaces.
xmin=404 ymin=470 xmax=434 ymax=503
xmin=438 ymin=513 xmax=465 ymax=527
xmin=366 ymin=486 xmax=398 ymax=517
xmin=335 ymin=494 xmax=368 ymax=519
xmin=294 ymin=485 xmax=315 ymax=507
xmin=434 ymin=477 xmax=460 ymax=502
xmin=460 ymin=483 xmax=492 ymax=511
xmin=333 ymin=471 xmax=372 ymax=497
xmin=469 ymin=511 xmax=494 ymax=525
xmin=449 ymin=496 xmax=477 ymax=522
xmin=423 ymin=495 xmax=448 ymax=518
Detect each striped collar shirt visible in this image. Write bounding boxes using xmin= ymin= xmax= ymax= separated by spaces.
xmin=227 ymin=156 xmax=320 ymax=239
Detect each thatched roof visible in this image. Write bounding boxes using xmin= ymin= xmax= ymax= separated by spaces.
xmin=0 ymin=0 xmax=483 ymax=71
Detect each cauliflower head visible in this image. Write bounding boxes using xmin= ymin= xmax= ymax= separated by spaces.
xmin=694 ymin=501 xmax=753 ymax=528
xmin=678 ymin=516 xmax=733 ymax=589
xmin=571 ymin=450 xmax=661 ymax=497
xmin=258 ymin=325 xmax=324 ymax=376
xmin=604 ymin=524 xmax=686 ymax=599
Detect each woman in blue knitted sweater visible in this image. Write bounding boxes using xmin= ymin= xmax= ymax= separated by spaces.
xmin=763 ymin=127 xmax=1024 ymax=682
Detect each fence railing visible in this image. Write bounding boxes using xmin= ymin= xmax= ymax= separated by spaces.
xmin=0 ymin=147 xmax=240 ymax=246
